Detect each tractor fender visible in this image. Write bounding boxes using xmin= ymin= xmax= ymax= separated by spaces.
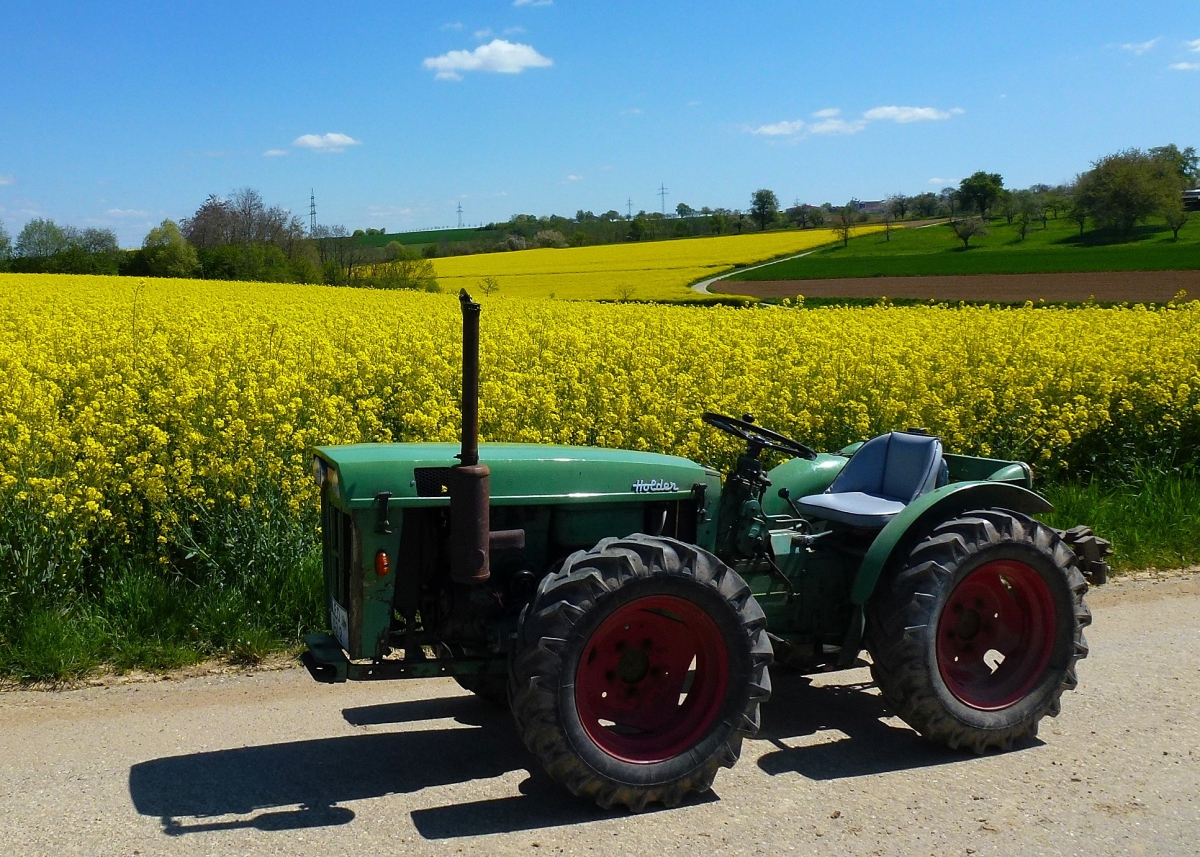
xmin=850 ymin=481 xmax=1054 ymax=605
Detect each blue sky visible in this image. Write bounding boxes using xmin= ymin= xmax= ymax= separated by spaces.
xmin=2 ymin=1 xmax=1199 ymax=246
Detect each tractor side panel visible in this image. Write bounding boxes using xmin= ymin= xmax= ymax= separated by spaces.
xmin=849 ymin=482 xmax=1054 ymax=604
xmin=761 ymin=454 xmax=847 ymax=517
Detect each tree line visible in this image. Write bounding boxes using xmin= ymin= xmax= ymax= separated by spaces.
xmin=0 ymin=187 xmax=438 ymax=291
xmin=0 ymin=144 xmax=1194 ymax=280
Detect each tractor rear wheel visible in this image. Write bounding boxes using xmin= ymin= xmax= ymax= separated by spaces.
xmin=509 ymin=535 xmax=771 ymax=811
xmin=865 ymin=509 xmax=1090 ymax=752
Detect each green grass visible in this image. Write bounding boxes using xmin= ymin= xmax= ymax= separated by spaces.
xmin=728 ymin=216 xmax=1200 ymax=281
xmin=0 ymin=486 xmax=323 ymax=684
xmin=1043 ymin=470 xmax=1200 ymax=572
xmin=1 ymin=472 xmax=1194 ymax=683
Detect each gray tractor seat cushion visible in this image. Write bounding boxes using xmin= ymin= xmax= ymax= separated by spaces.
xmin=797 ymin=431 xmax=943 ymax=528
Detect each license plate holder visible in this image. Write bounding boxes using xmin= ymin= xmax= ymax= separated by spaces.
xmin=330 ymin=597 xmax=349 ymax=652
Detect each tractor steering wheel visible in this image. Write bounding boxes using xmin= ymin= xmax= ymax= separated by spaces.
xmin=702 ymin=412 xmax=819 ymax=461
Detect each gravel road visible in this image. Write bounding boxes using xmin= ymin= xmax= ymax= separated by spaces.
xmin=2 ymin=574 xmax=1197 ymax=857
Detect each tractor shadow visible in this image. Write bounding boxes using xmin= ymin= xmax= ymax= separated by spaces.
xmin=127 ymin=693 xmax=654 ymax=840
xmin=755 ymin=669 xmax=1042 ymax=780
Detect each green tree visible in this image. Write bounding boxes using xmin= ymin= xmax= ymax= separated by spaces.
xmin=142 ymin=219 xmax=200 ymax=277
xmin=950 ymin=216 xmax=988 ymax=248
xmin=1013 ymin=191 xmax=1041 ymax=240
xmin=1149 ymin=144 xmax=1200 ymax=186
xmin=911 ymin=192 xmax=940 ymax=217
xmin=364 ymin=243 xmax=438 ymax=291
xmin=886 ymin=194 xmax=910 ymax=221
xmin=0 ymin=218 xmax=11 ymax=266
xmin=957 ymin=172 xmax=1005 ymax=218
xmin=1074 ymin=148 xmax=1181 ymax=235
xmin=749 ymin=189 xmax=779 ymax=230
xmin=15 ymin=218 xmax=70 ymax=258
xmin=998 ymin=190 xmax=1017 ymax=225
xmin=1163 ymin=198 xmax=1190 ymax=241
xmin=808 ymin=206 xmax=826 ymax=227
xmin=834 ymin=203 xmax=858 ymax=247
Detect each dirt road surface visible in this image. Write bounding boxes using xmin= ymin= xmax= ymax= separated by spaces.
xmin=2 ymin=575 xmax=1197 ymax=856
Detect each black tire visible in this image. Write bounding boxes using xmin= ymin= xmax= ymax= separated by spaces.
xmin=509 ymin=534 xmax=771 ymax=811
xmin=865 ymin=509 xmax=1090 ymax=752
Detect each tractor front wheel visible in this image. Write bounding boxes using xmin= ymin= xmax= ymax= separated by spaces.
xmin=509 ymin=535 xmax=771 ymax=811
xmin=866 ymin=509 xmax=1090 ymax=752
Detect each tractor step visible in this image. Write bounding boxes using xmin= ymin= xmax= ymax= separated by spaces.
xmin=303 ymin=632 xmax=350 ymax=683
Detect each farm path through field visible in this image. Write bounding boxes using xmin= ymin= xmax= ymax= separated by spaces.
xmin=690 ymin=248 xmax=819 ymax=293
xmin=2 ymin=574 xmax=1197 ymax=857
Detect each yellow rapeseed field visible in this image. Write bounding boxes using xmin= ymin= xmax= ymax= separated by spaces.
xmin=2 ymin=274 xmax=1199 ymax=558
xmin=432 ymin=228 xmax=874 ymax=300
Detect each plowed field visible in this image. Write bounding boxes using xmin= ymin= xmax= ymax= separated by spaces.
xmin=717 ymin=270 xmax=1200 ymax=303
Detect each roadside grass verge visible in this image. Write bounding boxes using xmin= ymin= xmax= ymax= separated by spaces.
xmin=1 ymin=475 xmax=1195 ymax=684
xmin=728 ymin=216 xmax=1200 ymax=281
xmin=1043 ymin=470 xmax=1200 ymax=572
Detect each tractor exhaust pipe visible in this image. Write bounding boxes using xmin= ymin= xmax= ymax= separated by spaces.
xmin=448 ymin=290 xmax=526 ymax=584
xmin=449 ymin=290 xmax=492 ymax=584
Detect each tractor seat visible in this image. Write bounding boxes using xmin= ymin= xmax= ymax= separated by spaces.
xmin=796 ymin=431 xmax=944 ymax=528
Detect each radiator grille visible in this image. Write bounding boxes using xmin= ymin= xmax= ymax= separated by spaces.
xmin=321 ymin=492 xmax=353 ymax=609
xmin=414 ymin=467 xmax=453 ymax=497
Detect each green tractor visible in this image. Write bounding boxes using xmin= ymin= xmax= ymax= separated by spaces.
xmin=303 ymin=292 xmax=1111 ymax=811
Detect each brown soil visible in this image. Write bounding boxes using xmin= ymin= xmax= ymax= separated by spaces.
xmin=719 ymin=270 xmax=1200 ymax=303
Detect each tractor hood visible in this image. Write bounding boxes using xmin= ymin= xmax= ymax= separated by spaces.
xmin=315 ymin=442 xmax=720 ymax=509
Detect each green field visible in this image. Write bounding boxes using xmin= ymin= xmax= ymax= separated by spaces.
xmin=727 ymin=216 xmax=1200 ymax=281
xmin=354 ymin=227 xmax=501 ymax=248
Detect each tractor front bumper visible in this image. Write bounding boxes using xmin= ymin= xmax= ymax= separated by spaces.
xmin=301 ymin=632 xmax=507 ymax=683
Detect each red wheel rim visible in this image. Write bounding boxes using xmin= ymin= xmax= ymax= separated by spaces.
xmin=574 ymin=594 xmax=730 ymax=764
xmin=936 ymin=560 xmax=1058 ymax=710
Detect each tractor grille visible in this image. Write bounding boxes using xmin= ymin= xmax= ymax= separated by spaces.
xmin=321 ymin=492 xmax=353 ymax=610
xmin=414 ymin=467 xmax=453 ymax=497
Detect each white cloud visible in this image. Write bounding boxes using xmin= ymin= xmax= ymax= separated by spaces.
xmin=620 ymin=107 xmax=643 ymax=115
xmin=749 ymin=119 xmax=805 ymax=136
xmin=504 ymin=26 xmax=526 ymax=35
xmin=810 ymin=117 xmax=866 ymax=135
xmin=864 ymin=105 xmax=964 ymax=123
xmin=423 ymin=39 xmax=553 ymax=80
xmin=1189 ymin=38 xmax=1200 ymax=52
xmin=1170 ymin=61 xmax=1200 ymax=71
xmin=106 ymin=208 xmax=149 ymax=218
xmin=442 ymin=22 xmax=463 ymax=31
xmin=474 ymin=28 xmax=493 ymax=40
xmin=687 ymin=99 xmax=702 ymax=107
xmin=0 ymin=175 xmax=14 ymax=186
xmin=367 ymin=205 xmax=414 ymax=221
xmin=293 ymin=132 xmax=361 ymax=152
xmin=1120 ymin=38 xmax=1160 ymax=55
xmin=565 ymin=174 xmax=583 ymax=182
xmin=750 ymin=103 xmax=961 ymax=141
xmin=263 ymin=149 xmax=288 ymax=157
xmin=929 ymin=177 xmax=947 ymax=185
xmin=513 ymin=0 xmax=552 ymax=6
